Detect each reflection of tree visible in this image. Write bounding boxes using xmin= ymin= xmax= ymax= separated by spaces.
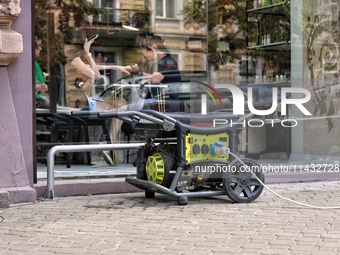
xmin=35 ymin=0 xmax=99 ymax=65
xmin=181 ymin=0 xmax=247 ymax=70
xmin=306 ymin=13 xmax=340 ymax=131
xmin=215 ymin=1 xmax=247 ymax=65
xmin=181 ymin=0 xmax=207 ymax=26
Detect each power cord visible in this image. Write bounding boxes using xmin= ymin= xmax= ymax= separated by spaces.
xmin=229 ymin=151 xmax=340 ymax=209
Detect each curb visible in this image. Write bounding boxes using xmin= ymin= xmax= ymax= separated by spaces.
xmin=35 ymin=178 xmax=141 ymax=199
xmin=34 ymin=172 xmax=340 ymax=199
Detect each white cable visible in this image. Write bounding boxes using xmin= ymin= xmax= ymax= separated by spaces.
xmin=229 ymin=151 xmax=340 ymax=209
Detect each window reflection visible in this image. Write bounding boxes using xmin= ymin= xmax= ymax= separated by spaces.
xmin=35 ymin=0 xmax=340 ymax=173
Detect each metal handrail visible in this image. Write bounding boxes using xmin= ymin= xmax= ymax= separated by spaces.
xmin=46 ymin=143 xmax=143 ymax=199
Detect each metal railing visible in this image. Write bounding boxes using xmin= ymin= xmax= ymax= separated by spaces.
xmin=95 ymin=7 xmax=150 ymax=30
xmin=46 ymin=143 xmax=143 ymax=199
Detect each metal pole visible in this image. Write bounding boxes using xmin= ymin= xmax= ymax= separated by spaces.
xmin=46 ymin=143 xmax=143 ymax=199
xmin=47 ymin=3 xmax=57 ymax=113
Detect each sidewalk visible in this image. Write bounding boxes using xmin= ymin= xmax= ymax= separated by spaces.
xmin=1 ymin=180 xmax=340 ymax=254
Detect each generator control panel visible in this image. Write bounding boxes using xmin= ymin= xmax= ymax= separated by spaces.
xmin=185 ymin=133 xmax=230 ymax=163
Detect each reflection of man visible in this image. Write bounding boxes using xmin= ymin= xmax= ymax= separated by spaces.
xmin=139 ymin=35 xmax=181 ymax=97
xmin=35 ymin=38 xmax=48 ymax=93
xmin=35 ymin=36 xmax=49 ymax=108
xmin=93 ymin=48 xmax=110 ymax=86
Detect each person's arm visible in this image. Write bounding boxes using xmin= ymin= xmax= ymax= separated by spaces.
xmin=139 ymin=70 xmax=164 ymax=83
xmin=84 ymin=53 xmax=101 ymax=80
xmin=83 ymin=37 xmax=101 ymax=79
xmin=36 ymin=83 xmax=48 ymax=93
xmin=96 ymin=64 xmax=132 ymax=75
xmin=139 ymin=71 xmax=164 ymax=83
xmin=71 ymin=57 xmax=100 ymax=80
xmin=130 ymin=64 xmax=163 ymax=82
xmin=71 ymin=36 xmax=102 ymax=80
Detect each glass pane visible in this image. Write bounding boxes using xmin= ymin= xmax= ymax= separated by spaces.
xmin=156 ymin=0 xmax=164 ymax=17
xmin=34 ymin=0 xmax=340 ymax=188
xmin=166 ymin=0 xmax=175 ymax=18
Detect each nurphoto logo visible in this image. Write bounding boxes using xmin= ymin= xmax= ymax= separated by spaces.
xmin=200 ymin=84 xmax=312 ymax=128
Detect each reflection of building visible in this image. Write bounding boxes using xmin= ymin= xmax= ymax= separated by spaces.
xmin=63 ymin=0 xmax=208 ymax=107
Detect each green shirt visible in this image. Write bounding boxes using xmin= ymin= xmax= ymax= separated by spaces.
xmin=35 ymin=61 xmax=45 ymax=99
xmin=35 ymin=61 xmax=45 ymax=84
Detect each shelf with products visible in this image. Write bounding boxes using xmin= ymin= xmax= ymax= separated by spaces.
xmin=248 ymin=1 xmax=290 ymax=15
xmin=247 ymin=41 xmax=290 ymax=51
xmin=244 ymin=0 xmax=291 ymax=86
xmin=238 ymin=0 xmax=292 ymax=159
xmin=241 ymin=52 xmax=291 ymax=86
xmin=247 ymin=3 xmax=290 ymax=49
xmin=245 ymin=78 xmax=291 ymax=87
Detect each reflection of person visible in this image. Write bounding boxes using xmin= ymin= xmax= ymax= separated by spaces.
xmin=74 ymin=99 xmax=81 ymax=108
xmin=121 ymin=35 xmax=182 ymax=138
xmin=71 ymin=34 xmax=131 ymax=82
xmin=70 ymin=34 xmax=132 ymax=112
xmin=132 ymin=35 xmax=181 ymax=101
xmin=35 ymin=36 xmax=49 ymax=107
xmin=93 ymin=48 xmax=108 ymax=65
xmin=93 ymin=47 xmax=110 ymax=86
xmin=140 ymin=35 xmax=181 ymax=86
xmin=131 ymin=35 xmax=182 ymax=114
xmin=70 ymin=33 xmax=132 ymax=166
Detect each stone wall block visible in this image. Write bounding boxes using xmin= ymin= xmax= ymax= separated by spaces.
xmin=0 ymin=1 xmax=23 ymax=66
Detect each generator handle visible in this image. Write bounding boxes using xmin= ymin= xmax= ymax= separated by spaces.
xmin=141 ymin=110 xmax=178 ymax=123
xmin=71 ymin=110 xmax=100 ymax=116
xmin=71 ymin=110 xmax=134 ymax=124
xmin=237 ymin=112 xmax=254 ymax=122
xmin=98 ymin=111 xmax=165 ymax=125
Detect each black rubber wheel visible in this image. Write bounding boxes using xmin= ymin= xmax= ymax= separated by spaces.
xmin=223 ymin=158 xmax=264 ymax=203
xmin=177 ymin=196 xmax=188 ymax=206
xmin=145 ymin=190 xmax=155 ymax=198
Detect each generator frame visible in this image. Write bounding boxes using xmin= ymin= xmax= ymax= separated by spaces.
xmin=92 ymin=110 xmax=264 ymax=205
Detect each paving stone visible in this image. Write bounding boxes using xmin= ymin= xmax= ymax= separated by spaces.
xmin=0 ymin=181 xmax=340 ymax=253
xmin=260 ymin=248 xmax=292 ymax=255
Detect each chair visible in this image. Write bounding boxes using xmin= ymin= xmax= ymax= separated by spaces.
xmin=36 ymin=109 xmax=114 ymax=168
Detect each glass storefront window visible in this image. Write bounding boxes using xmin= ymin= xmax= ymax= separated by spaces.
xmin=35 ymin=0 xmax=340 ymax=183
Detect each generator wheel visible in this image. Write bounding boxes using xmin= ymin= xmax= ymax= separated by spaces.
xmin=223 ymin=158 xmax=264 ymax=203
xmin=177 ymin=196 xmax=188 ymax=206
xmin=145 ymin=190 xmax=155 ymax=199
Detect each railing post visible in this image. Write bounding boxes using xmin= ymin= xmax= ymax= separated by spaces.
xmin=46 ymin=143 xmax=142 ymax=199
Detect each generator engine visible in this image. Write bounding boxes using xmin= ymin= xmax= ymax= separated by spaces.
xmin=135 ymin=133 xmax=231 ymax=192
xmin=145 ymin=150 xmax=176 ymax=188
xmin=135 ymin=142 xmax=177 ymax=188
